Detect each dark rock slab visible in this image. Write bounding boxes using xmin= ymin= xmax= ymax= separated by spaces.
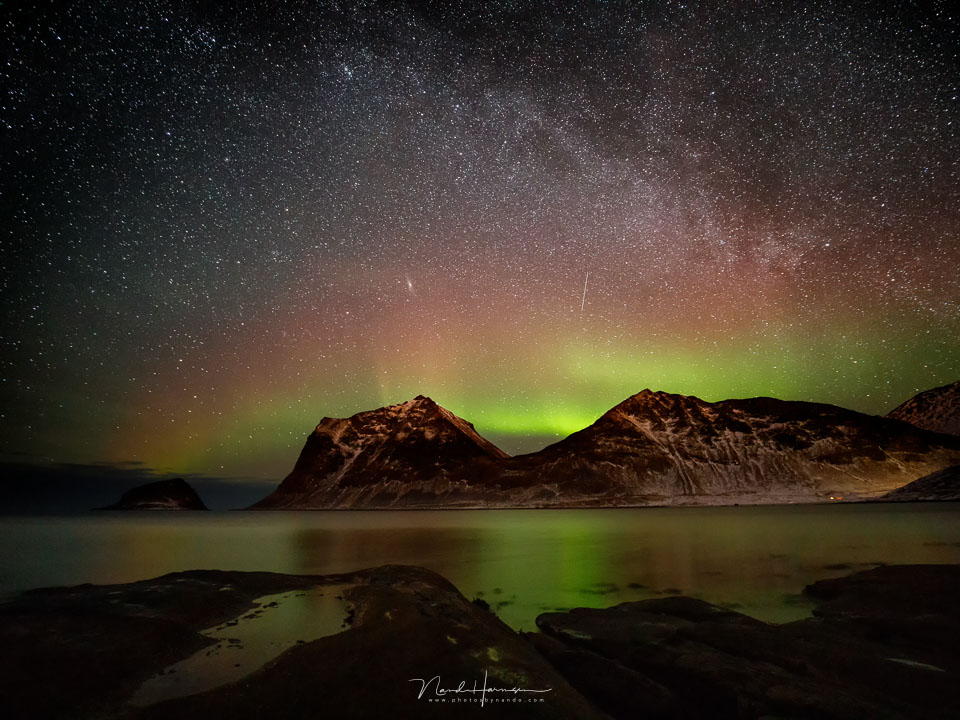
xmin=0 ymin=566 xmax=603 ymax=720
xmin=132 ymin=566 xmax=601 ymax=720
xmin=7 ymin=563 xmax=958 ymax=720
xmin=805 ymin=563 xmax=960 ymax=665
xmin=534 ymin=565 xmax=960 ymax=719
xmin=97 ymin=478 xmax=209 ymax=510
xmin=526 ymin=630 xmax=679 ymax=719
xmin=0 ymin=570 xmax=324 ymax=719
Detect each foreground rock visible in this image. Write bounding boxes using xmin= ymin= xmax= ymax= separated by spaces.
xmin=882 ymin=465 xmax=960 ymax=502
xmin=532 ymin=564 xmax=960 ymax=719
xmin=0 ymin=566 xmax=601 ymax=720
xmin=97 ymin=478 xmax=209 ymax=510
xmin=0 ymin=570 xmax=320 ymax=719
xmin=887 ymin=380 xmax=960 ymax=436
xmin=253 ymin=391 xmax=960 ymax=509
xmin=4 ymin=564 xmax=958 ymax=719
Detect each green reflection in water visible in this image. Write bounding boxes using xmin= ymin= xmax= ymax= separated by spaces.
xmin=2 ymin=504 xmax=960 ymax=630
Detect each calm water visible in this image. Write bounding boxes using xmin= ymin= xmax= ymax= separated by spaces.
xmin=2 ymin=504 xmax=959 ymax=630
xmin=131 ymin=586 xmax=352 ymax=705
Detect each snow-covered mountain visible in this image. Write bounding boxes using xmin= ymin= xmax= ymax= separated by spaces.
xmin=886 ymin=380 xmax=960 ymax=436
xmin=502 ymin=390 xmax=960 ymax=506
xmin=250 ymin=390 xmax=960 ymax=509
xmin=250 ymin=395 xmax=508 ymax=509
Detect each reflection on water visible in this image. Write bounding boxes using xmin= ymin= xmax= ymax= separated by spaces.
xmin=2 ymin=504 xmax=960 ymax=629
xmin=131 ymin=586 xmax=351 ymax=706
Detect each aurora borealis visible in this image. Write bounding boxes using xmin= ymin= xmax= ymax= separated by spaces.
xmin=2 ymin=1 xmax=958 ymax=484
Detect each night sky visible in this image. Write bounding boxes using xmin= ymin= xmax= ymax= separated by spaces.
xmin=2 ymin=1 xmax=958 ymax=486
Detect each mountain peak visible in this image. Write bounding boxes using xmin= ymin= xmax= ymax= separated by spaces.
xmin=610 ymin=389 xmax=706 ymax=414
xmin=251 ymin=395 xmax=508 ymax=509
xmin=634 ymin=388 xmax=673 ymax=400
xmin=401 ymin=394 xmax=439 ymax=410
xmin=393 ymin=395 xmax=501 ymax=449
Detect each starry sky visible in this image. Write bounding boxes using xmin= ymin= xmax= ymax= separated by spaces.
xmin=2 ymin=1 xmax=958 ymax=486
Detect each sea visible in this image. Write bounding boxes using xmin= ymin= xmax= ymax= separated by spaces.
xmin=2 ymin=503 xmax=959 ymax=631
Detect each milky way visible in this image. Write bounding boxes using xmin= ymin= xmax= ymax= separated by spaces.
xmin=2 ymin=1 xmax=958 ymax=480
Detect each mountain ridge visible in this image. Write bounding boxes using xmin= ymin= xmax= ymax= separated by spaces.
xmin=250 ymin=388 xmax=960 ymax=509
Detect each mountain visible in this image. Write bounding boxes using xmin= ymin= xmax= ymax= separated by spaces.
xmin=251 ymin=390 xmax=960 ymax=509
xmin=250 ymin=395 xmax=508 ymax=509
xmin=98 ymin=478 xmax=209 ymax=510
xmin=882 ymin=465 xmax=960 ymax=502
xmin=886 ymin=380 xmax=960 ymax=436
xmin=499 ymin=390 xmax=960 ymax=506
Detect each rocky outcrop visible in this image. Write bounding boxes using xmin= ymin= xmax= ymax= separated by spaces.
xmin=4 ymin=563 xmax=959 ymax=719
xmin=887 ymin=380 xmax=960 ymax=436
xmin=98 ymin=478 xmax=209 ymax=511
xmin=0 ymin=570 xmax=324 ymax=719
xmin=532 ymin=564 xmax=960 ymax=719
xmin=882 ymin=465 xmax=960 ymax=502
xmin=251 ymin=391 xmax=960 ymax=509
xmin=0 ymin=566 xmax=602 ymax=720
